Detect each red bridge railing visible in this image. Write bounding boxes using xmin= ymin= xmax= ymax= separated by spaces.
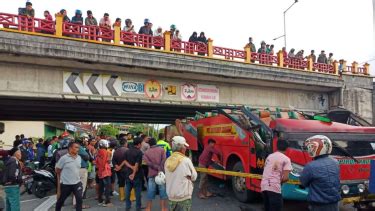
xmin=213 ymin=46 xmax=245 ymax=60
xmin=121 ymin=31 xmax=164 ymax=48
xmin=63 ymin=23 xmax=114 ymax=42
xmin=171 ymin=40 xmax=207 ymax=54
xmin=0 ymin=12 xmax=54 ymax=33
xmin=250 ymin=53 xmax=278 ymax=65
xmin=0 ymin=12 xmax=370 ymax=76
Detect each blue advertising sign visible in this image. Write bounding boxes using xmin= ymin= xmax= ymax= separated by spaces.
xmin=122 ymin=82 xmax=144 ymax=94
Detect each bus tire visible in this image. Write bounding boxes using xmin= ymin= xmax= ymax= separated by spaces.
xmin=231 ymin=161 xmax=256 ymax=202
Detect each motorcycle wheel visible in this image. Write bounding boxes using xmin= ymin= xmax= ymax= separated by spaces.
xmin=32 ymin=182 xmax=47 ymax=198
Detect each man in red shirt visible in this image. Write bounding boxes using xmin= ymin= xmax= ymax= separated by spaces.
xmin=95 ymin=140 xmax=113 ymax=207
xmin=198 ymin=139 xmax=221 ymax=199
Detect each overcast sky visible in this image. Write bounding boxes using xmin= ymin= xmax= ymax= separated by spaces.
xmin=1 ymin=0 xmax=374 ymax=72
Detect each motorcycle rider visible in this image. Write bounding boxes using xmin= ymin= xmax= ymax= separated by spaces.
xmin=300 ymin=135 xmax=341 ymax=211
xmin=51 ymin=137 xmax=71 ymax=167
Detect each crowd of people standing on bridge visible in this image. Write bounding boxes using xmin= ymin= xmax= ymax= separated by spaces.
xmin=12 ymin=2 xmax=209 ymax=55
xmin=8 ymin=2 xmax=340 ymax=65
xmin=247 ymin=37 xmax=335 ymax=68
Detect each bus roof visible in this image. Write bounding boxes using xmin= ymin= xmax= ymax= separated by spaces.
xmin=271 ymin=119 xmax=375 ymax=133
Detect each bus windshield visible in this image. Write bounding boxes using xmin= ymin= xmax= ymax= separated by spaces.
xmin=286 ymin=133 xmax=375 ymax=157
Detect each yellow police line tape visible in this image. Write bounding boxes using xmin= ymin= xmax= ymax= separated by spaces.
xmin=195 ymin=167 xmax=301 ymax=185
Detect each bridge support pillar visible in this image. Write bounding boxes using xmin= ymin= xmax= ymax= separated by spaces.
xmin=244 ymin=45 xmax=250 ymax=63
xmin=207 ymin=38 xmax=213 ymax=58
xmin=277 ymin=50 xmax=284 ymax=67
xmin=114 ymin=26 xmax=121 ymax=45
xmin=352 ymin=61 xmax=358 ymax=74
xmin=333 ymin=60 xmax=339 ymax=75
xmin=308 ymin=57 xmax=313 ymax=71
xmin=163 ymin=31 xmax=171 ymax=52
xmin=55 ymin=13 xmax=63 ymax=37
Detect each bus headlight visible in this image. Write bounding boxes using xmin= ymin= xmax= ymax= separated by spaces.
xmin=342 ymin=185 xmax=350 ymax=195
xmin=291 ymin=163 xmax=304 ymax=177
xmin=358 ymin=184 xmax=365 ymax=193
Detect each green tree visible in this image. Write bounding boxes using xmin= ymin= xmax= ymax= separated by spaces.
xmin=98 ymin=124 xmax=119 ymax=137
xmin=128 ymin=123 xmax=145 ymax=135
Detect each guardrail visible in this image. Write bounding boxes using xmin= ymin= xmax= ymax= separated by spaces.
xmin=0 ymin=12 xmax=370 ymax=76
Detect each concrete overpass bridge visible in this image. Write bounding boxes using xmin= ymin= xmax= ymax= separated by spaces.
xmin=0 ymin=13 xmax=372 ymax=123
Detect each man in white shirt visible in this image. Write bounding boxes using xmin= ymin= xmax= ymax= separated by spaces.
xmin=55 ymin=142 xmax=83 ymax=211
xmin=99 ymin=13 xmax=111 ymax=29
xmin=99 ymin=13 xmax=112 ymax=42
xmin=165 ymin=136 xmax=197 ymax=211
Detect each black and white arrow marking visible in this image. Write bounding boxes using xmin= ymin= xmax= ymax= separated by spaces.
xmin=106 ymin=75 xmax=119 ymax=96
xmin=66 ymin=72 xmax=80 ymax=93
xmin=86 ymin=74 xmax=100 ymax=95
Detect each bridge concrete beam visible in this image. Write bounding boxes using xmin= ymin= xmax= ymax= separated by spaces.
xmin=0 ymin=30 xmax=373 ymax=123
xmin=0 ymin=31 xmax=344 ymax=91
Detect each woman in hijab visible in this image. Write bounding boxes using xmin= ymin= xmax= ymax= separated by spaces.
xmin=197 ymin=32 xmax=207 ymax=56
xmin=187 ymin=32 xmax=198 ymax=54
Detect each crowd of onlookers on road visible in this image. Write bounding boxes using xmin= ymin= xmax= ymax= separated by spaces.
xmin=0 ymin=131 xmax=343 ymax=211
xmin=5 ymin=1 xmax=342 ymax=67
xmin=0 ymin=131 xmax=206 ymax=211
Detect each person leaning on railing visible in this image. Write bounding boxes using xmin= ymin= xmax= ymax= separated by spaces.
xmin=17 ymin=2 xmax=35 ymax=31
xmin=84 ymin=10 xmax=98 ymax=40
xmin=85 ymin=10 xmax=98 ymax=26
xmin=258 ymin=41 xmax=267 ymax=64
xmin=173 ymin=30 xmax=182 ymax=52
xmin=197 ymin=32 xmax=207 ymax=56
xmin=138 ymin=19 xmax=153 ymax=48
xmin=327 ymin=53 xmax=334 ymax=65
xmin=19 ymin=2 xmax=35 ymax=19
xmin=154 ymin=26 xmax=163 ymax=50
xmin=71 ymin=10 xmax=83 ymax=38
xmin=317 ymin=50 xmax=327 ymax=64
xmin=99 ymin=13 xmax=112 ymax=42
xmin=295 ymin=50 xmax=305 ymax=69
xmin=113 ymin=18 xmax=121 ymax=29
xmin=44 ymin=10 xmax=52 ymax=21
xmin=123 ymin=19 xmax=136 ymax=46
xmin=188 ymin=32 xmax=198 ymax=54
xmin=59 ymin=9 xmax=70 ymax=23
xmin=170 ymin=24 xmax=177 ymax=39
xmin=305 ymin=50 xmax=317 ymax=71
xmin=288 ymin=48 xmax=295 ymax=68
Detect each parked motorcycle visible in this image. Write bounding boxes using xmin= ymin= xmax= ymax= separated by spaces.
xmin=32 ymin=163 xmax=56 ymax=198
xmin=21 ymin=161 xmax=39 ymax=195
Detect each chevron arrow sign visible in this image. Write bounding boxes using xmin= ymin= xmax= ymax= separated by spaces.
xmin=63 ymin=72 xmax=83 ymax=93
xmin=64 ymin=72 xmax=121 ymax=97
xmin=103 ymin=75 xmax=121 ymax=96
xmin=83 ymin=73 xmax=103 ymax=95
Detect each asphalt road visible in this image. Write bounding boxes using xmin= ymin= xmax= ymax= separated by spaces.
xmin=19 ymin=176 xmax=356 ymax=211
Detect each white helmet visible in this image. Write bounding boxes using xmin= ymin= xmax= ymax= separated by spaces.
xmin=155 ymin=171 xmax=166 ymax=185
xmin=304 ymin=135 xmax=332 ymax=158
xmin=80 ymin=133 xmax=89 ymax=139
xmin=98 ymin=139 xmax=109 ymax=148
